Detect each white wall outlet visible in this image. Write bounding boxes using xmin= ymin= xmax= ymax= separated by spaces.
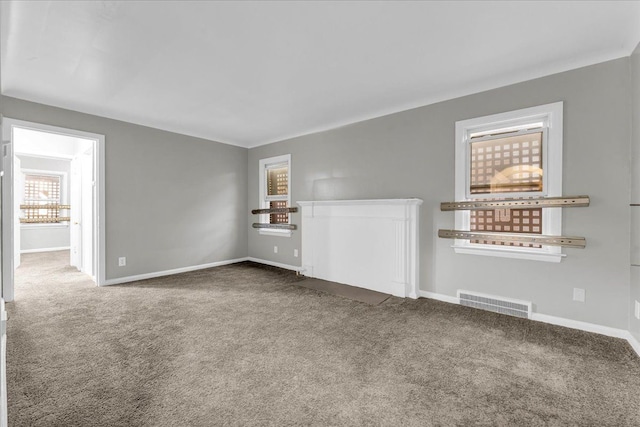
xmin=573 ymin=288 xmax=586 ymax=303
xmin=118 ymin=257 xmax=126 ymax=267
xmin=273 ymin=246 xmax=278 ymax=254
xmin=635 ymin=300 xmax=640 ymax=320
xmin=294 ymin=249 xmax=298 ymax=257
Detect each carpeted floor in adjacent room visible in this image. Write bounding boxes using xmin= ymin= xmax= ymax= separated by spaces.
xmin=7 ymin=251 xmax=640 ymax=426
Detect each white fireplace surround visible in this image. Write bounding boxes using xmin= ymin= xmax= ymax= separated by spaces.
xmin=298 ymin=199 xmax=423 ymax=298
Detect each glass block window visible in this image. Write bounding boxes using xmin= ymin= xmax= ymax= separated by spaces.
xmin=23 ymin=174 xmax=62 ymax=220
xmin=269 ymin=201 xmax=288 ymax=224
xmin=470 ymin=207 xmax=542 ymax=247
xmin=267 ymin=165 xmax=288 ymax=197
xmin=260 ymin=155 xmax=291 ymax=228
xmin=266 ymin=163 xmax=289 ymax=224
xmin=454 ymin=102 xmax=563 ymax=261
xmin=470 ymin=131 xmax=543 ymax=194
xmin=468 ymin=130 xmax=544 ymax=247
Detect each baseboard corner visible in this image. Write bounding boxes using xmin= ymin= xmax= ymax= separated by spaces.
xmin=246 ymin=257 xmax=303 ymax=272
xmin=102 ymin=257 xmax=249 ymax=286
xmin=626 ymin=332 xmax=640 ymax=358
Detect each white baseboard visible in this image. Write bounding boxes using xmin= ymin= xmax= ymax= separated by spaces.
xmin=419 ymin=290 xmax=640 ymax=357
xmin=102 ymin=257 xmax=302 ymax=287
xmin=626 ymin=332 xmax=640 ymax=356
xmin=21 ymin=246 xmax=70 ymax=254
xmin=529 ymin=312 xmax=629 ymax=339
xmin=246 ymin=257 xmax=303 ymax=272
xmin=102 ymin=257 xmax=249 ymax=286
xmin=419 ymin=290 xmax=460 ymax=305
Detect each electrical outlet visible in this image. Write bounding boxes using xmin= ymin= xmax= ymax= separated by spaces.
xmin=273 ymin=246 xmax=278 ymax=254
xmin=294 ymin=249 xmax=298 ymax=257
xmin=635 ymin=300 xmax=640 ymax=320
xmin=118 ymin=257 xmax=126 ymax=267
xmin=573 ymin=288 xmax=585 ymax=303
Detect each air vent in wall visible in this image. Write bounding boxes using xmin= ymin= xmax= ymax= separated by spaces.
xmin=457 ymin=290 xmax=531 ymax=319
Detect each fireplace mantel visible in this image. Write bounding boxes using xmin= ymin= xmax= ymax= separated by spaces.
xmin=297 ymin=199 xmax=423 ymax=298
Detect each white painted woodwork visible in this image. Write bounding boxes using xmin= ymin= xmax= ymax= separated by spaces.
xmin=1 ymin=136 xmax=14 ymax=303
xmin=453 ymin=102 xmax=564 ymax=262
xmin=80 ymin=148 xmax=94 ymax=277
xmin=13 ymin=156 xmax=21 ymax=269
xmin=1 ymin=2 xmax=639 ymax=147
xmin=2 ymin=118 xmax=106 ymax=292
xmin=298 ymin=199 xmax=422 ymax=298
xmin=70 ymin=157 xmax=81 ymax=270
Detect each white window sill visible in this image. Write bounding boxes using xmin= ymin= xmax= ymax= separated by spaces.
xmin=258 ymin=229 xmax=292 ymax=237
xmin=452 ymin=244 xmax=565 ymax=263
xmin=21 ymin=223 xmax=69 ymax=230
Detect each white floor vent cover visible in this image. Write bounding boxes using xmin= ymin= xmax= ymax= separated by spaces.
xmin=457 ymin=290 xmax=531 ymax=319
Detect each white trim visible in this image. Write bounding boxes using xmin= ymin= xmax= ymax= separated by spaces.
xmin=298 ymin=198 xmax=424 ymax=207
xmin=15 ymin=152 xmax=74 ymax=161
xmin=418 ymin=290 xmax=640 ymax=357
xmin=1 ymin=132 xmax=15 ymax=302
xmin=257 ymin=154 xmax=292 ymax=236
xmin=102 ymin=257 xmax=250 ymax=286
xmin=627 ymin=333 xmax=640 ymax=357
xmin=258 ymin=229 xmax=292 ymax=237
xmin=102 ymin=257 xmax=303 ymax=287
xmin=453 ymin=102 xmax=564 ymax=262
xmin=21 ymin=246 xmax=70 ymax=254
xmin=1 ymin=118 xmax=106 ymax=298
xmin=530 ymin=313 xmax=631 ymax=339
xmin=419 ymin=290 xmax=460 ymax=305
xmin=102 ymin=257 xmax=302 ymax=286
xmin=451 ymin=244 xmax=565 ymax=263
xmin=247 ymin=257 xmax=304 ymax=272
xmin=21 ymin=224 xmax=69 ymax=230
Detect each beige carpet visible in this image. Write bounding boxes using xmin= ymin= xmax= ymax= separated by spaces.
xmin=7 ymin=251 xmax=640 ymax=426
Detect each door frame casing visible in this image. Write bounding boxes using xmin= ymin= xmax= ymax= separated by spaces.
xmin=1 ymin=118 xmax=106 ymax=300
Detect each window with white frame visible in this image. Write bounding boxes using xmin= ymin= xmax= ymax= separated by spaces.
xmin=22 ymin=173 xmax=66 ymax=223
xmin=454 ymin=102 xmax=564 ymax=262
xmin=258 ymin=154 xmax=291 ymax=236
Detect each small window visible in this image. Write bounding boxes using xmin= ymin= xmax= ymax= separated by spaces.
xmin=259 ymin=154 xmax=291 ymax=236
xmin=454 ymin=102 xmax=563 ymax=262
xmin=468 ymin=129 xmax=545 ymax=248
xmin=23 ymin=174 xmax=64 ymax=222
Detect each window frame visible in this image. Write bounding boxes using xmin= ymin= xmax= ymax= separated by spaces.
xmin=20 ymin=169 xmax=69 ymax=229
xmin=453 ymin=102 xmax=564 ymax=262
xmin=258 ymin=154 xmax=292 ymax=237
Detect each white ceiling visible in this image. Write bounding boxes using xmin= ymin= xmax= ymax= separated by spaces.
xmin=1 ymin=1 xmax=639 ymax=148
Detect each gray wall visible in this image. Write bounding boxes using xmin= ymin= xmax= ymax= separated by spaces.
xmin=631 ymin=42 xmax=640 ymax=342
xmin=1 ymin=95 xmax=248 ymax=280
xmin=249 ymin=58 xmax=631 ymax=330
xmin=17 ymin=155 xmax=71 ymax=251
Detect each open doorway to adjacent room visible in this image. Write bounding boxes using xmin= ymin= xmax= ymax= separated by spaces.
xmin=1 ymin=119 xmax=105 ymax=301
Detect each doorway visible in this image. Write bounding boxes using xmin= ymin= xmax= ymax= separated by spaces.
xmin=1 ymin=119 xmax=105 ymax=301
